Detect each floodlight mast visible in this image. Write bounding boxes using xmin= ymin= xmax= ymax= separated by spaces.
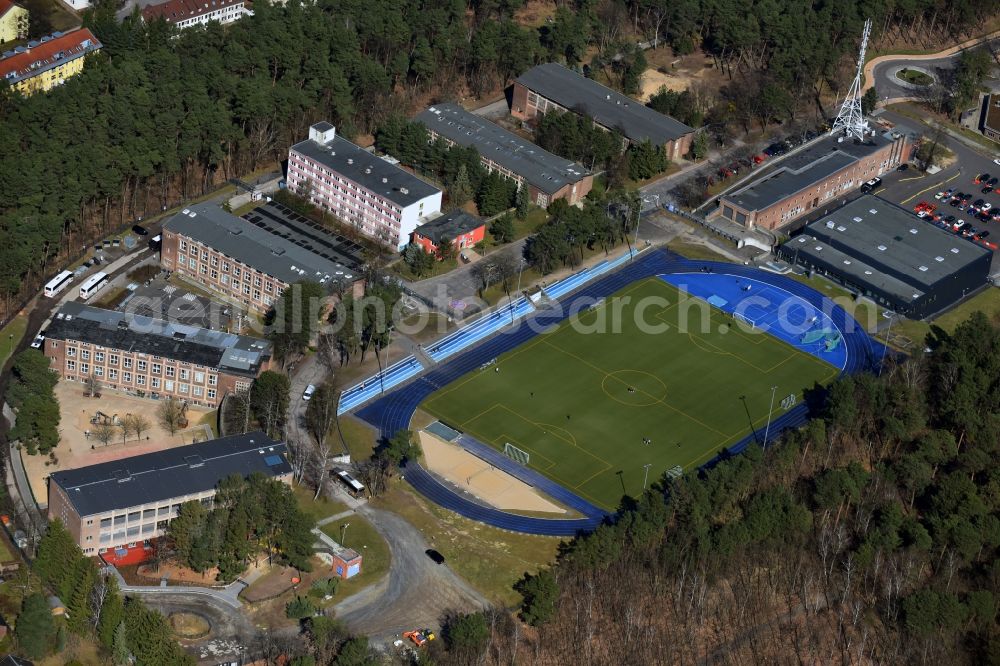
xmin=832 ymin=18 xmax=873 ymax=141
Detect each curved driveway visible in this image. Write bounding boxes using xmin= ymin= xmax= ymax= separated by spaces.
xmin=866 ymin=32 xmax=1000 ymax=101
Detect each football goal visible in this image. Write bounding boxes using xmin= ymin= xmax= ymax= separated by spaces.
xmin=503 ymin=442 xmax=530 ymax=466
xmin=733 ymin=311 xmax=756 ymax=329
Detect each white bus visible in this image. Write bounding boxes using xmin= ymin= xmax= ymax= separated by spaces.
xmin=79 ymin=272 xmax=110 ymax=301
xmin=335 ymin=469 xmax=366 ymax=497
xmin=43 ymin=270 xmax=74 ymax=298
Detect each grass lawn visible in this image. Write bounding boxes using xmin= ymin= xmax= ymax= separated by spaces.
xmin=198 ymin=410 xmax=219 ymax=438
xmin=666 ymin=239 xmax=731 ymax=262
xmin=374 ymin=484 xmax=561 ymax=606
xmin=514 ymin=208 xmax=550 ymax=239
xmin=293 ymin=484 xmax=348 ymax=525
xmin=0 ymin=313 xmax=29 ymax=368
xmin=896 ymin=68 xmax=933 ymax=86
xmin=329 ymin=415 xmax=377 ymax=461
xmin=890 ymin=287 xmax=1000 ymax=348
xmin=319 ymin=514 xmax=390 ymax=600
xmin=422 ymin=278 xmax=838 ymax=509
xmin=395 ymin=256 xmax=458 ymax=281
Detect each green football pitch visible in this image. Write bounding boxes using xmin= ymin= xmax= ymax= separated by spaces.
xmin=421 ymin=278 xmax=839 ymax=509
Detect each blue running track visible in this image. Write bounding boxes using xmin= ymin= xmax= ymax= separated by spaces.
xmin=426 ymin=297 xmax=535 ymax=363
xmin=338 ymin=355 xmax=424 ymax=415
xmin=356 ymin=250 xmax=886 ymax=536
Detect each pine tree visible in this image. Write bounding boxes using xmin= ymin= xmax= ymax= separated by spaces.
xmin=515 ymin=185 xmax=530 ymax=218
xmin=450 ymin=164 xmax=473 ymax=206
xmin=112 ymin=621 xmax=130 ymax=666
xmin=98 ymin=576 xmax=125 ymax=650
xmin=15 ymin=593 xmax=55 ymax=660
xmin=67 ymin=558 xmax=97 ymax=634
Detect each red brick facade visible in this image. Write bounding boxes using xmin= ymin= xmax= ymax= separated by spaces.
xmin=412 ymin=223 xmax=485 ymax=257
xmin=717 ymin=135 xmax=912 ymax=231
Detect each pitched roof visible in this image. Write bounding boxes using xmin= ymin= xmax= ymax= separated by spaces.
xmin=164 ymin=203 xmax=359 ymax=288
xmin=49 ymin=432 xmax=292 ymax=517
xmin=515 ymin=63 xmax=694 ymax=145
xmin=416 ymin=103 xmax=591 ymax=195
xmin=141 ymin=0 xmax=242 ymax=23
xmin=290 ymin=129 xmax=441 ymax=208
xmin=0 ymin=28 xmax=101 ymax=87
xmin=0 ymin=0 xmax=25 ymax=19
xmin=46 ymin=301 xmax=271 ymax=377
xmin=412 ymin=209 xmax=485 ymax=244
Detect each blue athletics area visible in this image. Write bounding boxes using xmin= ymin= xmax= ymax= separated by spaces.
xmin=659 ymin=272 xmax=849 ymax=371
xmin=356 ymin=250 xmax=887 ymax=536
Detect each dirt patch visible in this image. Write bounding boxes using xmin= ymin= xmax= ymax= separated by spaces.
xmin=515 ymin=0 xmax=557 ymax=28
xmin=169 ymin=612 xmax=211 ymax=639
xmin=24 ymin=382 xmax=213 ymax=506
xmin=640 ymin=48 xmax=727 ymax=102
xmin=242 ymin=563 xmax=304 ymax=603
xmin=418 ymin=430 xmax=566 ymax=514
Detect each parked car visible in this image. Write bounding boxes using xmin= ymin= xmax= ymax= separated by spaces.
xmin=944 ymin=215 xmax=957 ymax=224
xmin=132 ymin=224 xmax=148 ymax=236
xmin=302 ymin=384 xmax=317 ymax=401
xmin=753 ymin=154 xmax=767 ymax=164
xmin=989 ymin=177 xmax=999 ymax=187
xmin=982 ymin=186 xmax=994 ymax=194
xmin=897 ymin=163 xmax=909 ymax=171
xmin=864 ymin=177 xmax=883 ymax=191
xmin=30 ymin=333 xmax=45 ymax=349
xmin=984 ymin=203 xmax=993 ymax=212
xmin=975 ymin=173 xmax=990 ymax=184
xmin=425 ymin=549 xmax=445 ymax=564
xmin=975 ymin=230 xmax=991 ymax=240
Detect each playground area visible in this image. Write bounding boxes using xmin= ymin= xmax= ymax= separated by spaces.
xmin=22 ymin=381 xmax=213 ymax=506
xmin=418 ymin=430 xmax=567 ymax=514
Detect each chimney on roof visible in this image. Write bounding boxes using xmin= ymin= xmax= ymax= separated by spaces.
xmin=309 ymin=123 xmax=336 ymax=146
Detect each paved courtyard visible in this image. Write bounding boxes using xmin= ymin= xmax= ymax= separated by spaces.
xmin=23 ymin=381 xmax=214 ymax=507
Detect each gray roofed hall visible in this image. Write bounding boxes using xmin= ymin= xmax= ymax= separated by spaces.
xmin=290 ymin=130 xmax=440 ymax=207
xmin=785 ymin=195 xmax=990 ymax=301
xmin=163 ymin=203 xmax=358 ymax=288
xmin=241 ymin=201 xmax=367 ymax=272
xmin=412 ymin=209 xmax=484 ymax=244
xmin=416 ymin=103 xmax=590 ymax=195
xmin=725 ymin=132 xmax=894 ymax=212
xmin=515 ymin=63 xmax=694 ymax=145
xmin=49 ymin=432 xmax=291 ymax=517
xmin=46 ymin=301 xmax=270 ymax=377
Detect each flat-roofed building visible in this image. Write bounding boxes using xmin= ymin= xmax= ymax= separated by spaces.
xmin=717 ymin=130 xmax=911 ymax=231
xmin=161 ymin=202 xmax=364 ymax=313
xmin=411 ymin=209 xmax=486 ymax=257
xmin=47 ymin=432 xmax=291 ymax=556
xmin=43 ymin=302 xmax=272 ymax=407
xmin=511 ymin=62 xmax=695 ymax=161
xmin=416 ymin=103 xmax=593 ymax=207
xmin=779 ymin=195 xmax=991 ymax=318
xmin=980 ymin=94 xmax=1000 ymax=143
xmin=287 ymin=123 xmax=443 ymax=249
xmin=141 ymin=0 xmax=249 ymax=29
xmin=0 ymin=28 xmax=101 ymax=96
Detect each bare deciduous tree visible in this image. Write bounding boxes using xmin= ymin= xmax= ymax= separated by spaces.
xmin=158 ymin=397 xmax=185 ymax=435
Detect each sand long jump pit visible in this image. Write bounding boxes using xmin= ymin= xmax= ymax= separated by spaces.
xmin=417 ymin=430 xmax=567 ymax=515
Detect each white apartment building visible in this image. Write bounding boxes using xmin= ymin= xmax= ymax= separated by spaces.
xmin=141 ymin=0 xmax=250 ymax=29
xmin=287 ymin=122 xmax=442 ymax=249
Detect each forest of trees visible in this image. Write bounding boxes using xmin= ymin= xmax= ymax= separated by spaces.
xmin=401 ymin=311 xmax=1000 ymax=665
xmin=0 ymin=0 xmax=991 ymax=324
xmin=164 ymin=473 xmax=314 ymax=581
xmin=6 ymin=349 xmax=60 ymax=454
xmin=21 ymin=520 xmax=193 ymax=664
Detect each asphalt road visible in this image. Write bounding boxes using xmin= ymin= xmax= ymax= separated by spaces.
xmin=871 ymin=37 xmax=1000 ymax=102
xmin=332 ymin=501 xmax=488 ymax=643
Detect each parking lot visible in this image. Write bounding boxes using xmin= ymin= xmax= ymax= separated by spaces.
xmin=866 ymin=112 xmax=1000 ymax=271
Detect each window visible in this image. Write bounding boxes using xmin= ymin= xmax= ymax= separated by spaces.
xmin=66 ymin=360 xmax=76 ymax=371
xmin=178 ymin=255 xmax=187 ymax=267
xmin=95 ymin=351 xmax=105 ymax=362
xmin=123 ymin=372 xmax=132 ymax=383
xmin=211 ymin=269 xmax=219 ymax=280
xmin=127 ymin=526 xmax=140 ymax=537
xmin=179 ymin=383 xmax=189 ymax=394
xmin=114 ymin=514 xmax=126 ymax=526
xmin=100 ymin=534 xmax=111 ymax=543
xmin=158 ymin=506 xmax=170 ymax=515
xmin=143 ymin=509 xmax=156 ymax=520
xmin=81 ymin=350 xmax=90 ymax=361
xmin=180 ymin=369 xmax=189 ymax=381
xmin=141 ymin=524 xmax=155 ymax=534
xmin=193 ymin=386 xmax=203 ymax=397
xmin=201 ymin=251 xmax=208 ymax=261
xmin=253 ymin=289 xmax=261 ymax=301
xmin=165 ymin=366 xmax=175 ymax=378
xmin=222 ymin=274 xmax=230 ymax=285
xmin=180 ymin=240 xmax=187 ymax=251
xmin=152 ymin=363 xmax=161 ymax=374
xmin=94 ymin=367 xmax=103 ymax=377
xmin=110 ymin=354 xmax=119 ymax=366
xmin=254 ymin=276 xmax=261 ymax=287
xmin=265 ymin=281 xmax=273 ymax=293
xmin=136 ymin=375 xmax=145 ymax=386
xmin=234 ymin=267 xmax=241 ymax=278
xmin=208 ymin=374 xmax=217 ymax=386
xmin=244 ymin=284 xmax=251 ymax=295
xmin=201 ymin=264 xmax=208 ymax=275
xmin=123 ymin=357 xmax=132 ymax=369
xmin=100 ymin=517 xmax=112 ymax=528
xmin=128 ymin=511 xmax=140 ymax=523
xmin=210 ymin=255 xmax=218 ymax=267
xmin=207 ymin=389 xmax=217 ymax=400
xmin=222 ymin=261 xmax=229 ymax=272
xmin=80 ymin=363 xmax=89 ymax=374
xmin=195 ymin=371 xmax=204 ymax=383
xmin=151 ymin=377 xmax=160 ymax=389
xmin=67 ymin=347 xmax=75 ymax=357
xmin=232 ymin=280 xmax=240 ymax=291
xmin=189 ymin=245 xmax=197 ymax=257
